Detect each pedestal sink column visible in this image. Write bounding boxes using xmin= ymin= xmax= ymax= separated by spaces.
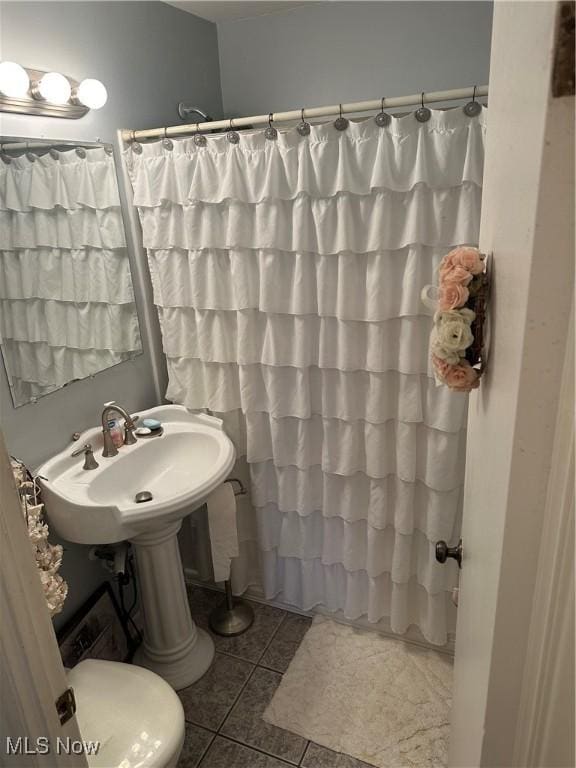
xmin=130 ymin=520 xmax=214 ymax=690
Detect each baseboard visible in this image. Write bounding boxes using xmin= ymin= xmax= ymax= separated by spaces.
xmin=184 ymin=569 xmax=455 ymax=657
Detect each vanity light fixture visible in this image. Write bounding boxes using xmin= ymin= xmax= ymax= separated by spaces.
xmin=0 ymin=61 xmax=29 ymax=98
xmin=0 ymin=62 xmax=107 ymax=119
xmin=74 ymin=78 xmax=108 ymax=110
xmin=32 ymin=72 xmax=72 ymax=104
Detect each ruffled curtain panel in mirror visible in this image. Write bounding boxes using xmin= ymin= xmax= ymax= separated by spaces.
xmin=125 ymin=108 xmax=486 ymax=645
xmin=0 ymin=140 xmax=142 ymax=407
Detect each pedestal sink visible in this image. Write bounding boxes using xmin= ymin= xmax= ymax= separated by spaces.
xmin=36 ymin=405 xmax=235 ymax=690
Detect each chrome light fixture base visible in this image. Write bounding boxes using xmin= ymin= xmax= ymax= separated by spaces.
xmin=0 ymin=67 xmax=89 ymax=119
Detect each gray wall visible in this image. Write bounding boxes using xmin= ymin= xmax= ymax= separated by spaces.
xmin=218 ymin=1 xmax=493 ymax=117
xmin=0 ymin=1 xmax=223 ymax=627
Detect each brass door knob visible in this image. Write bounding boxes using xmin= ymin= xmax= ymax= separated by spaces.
xmin=436 ymin=538 xmax=463 ymax=568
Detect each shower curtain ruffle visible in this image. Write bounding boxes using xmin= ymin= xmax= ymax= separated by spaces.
xmin=0 ymin=147 xmax=121 ymax=211
xmin=0 ymin=247 xmax=134 ymax=303
xmin=0 ymin=299 xmax=141 ymax=350
xmin=0 ymin=208 xmax=126 ymax=250
xmin=2 ymin=339 xmax=133 ymax=387
xmin=128 ymin=108 xmax=485 ymax=205
xmin=136 ymin=186 xmax=481 ymax=252
xmin=0 ymin=148 xmax=138 ymax=400
xmin=147 ymin=245 xmax=444 ymax=319
xmin=164 ymin=360 xmax=468 ymax=430
xmin=125 ymin=107 xmax=485 ymax=645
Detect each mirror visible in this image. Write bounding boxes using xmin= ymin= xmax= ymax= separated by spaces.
xmin=0 ymin=137 xmax=142 ymax=407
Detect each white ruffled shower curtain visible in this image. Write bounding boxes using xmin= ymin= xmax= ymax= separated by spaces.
xmin=0 ymin=147 xmax=140 ymax=405
xmin=125 ymin=107 xmax=486 ymax=645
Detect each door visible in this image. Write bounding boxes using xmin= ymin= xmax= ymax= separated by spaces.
xmin=0 ymin=431 xmax=88 ymax=768
xmin=448 ymin=2 xmax=574 ymax=766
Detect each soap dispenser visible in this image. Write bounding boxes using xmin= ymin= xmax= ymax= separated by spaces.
xmin=104 ymin=401 xmax=124 ymax=448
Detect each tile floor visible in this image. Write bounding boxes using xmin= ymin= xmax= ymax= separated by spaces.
xmin=178 ymin=586 xmax=371 ymax=768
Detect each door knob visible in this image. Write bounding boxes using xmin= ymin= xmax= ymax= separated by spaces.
xmin=435 ymin=538 xmax=462 ymax=568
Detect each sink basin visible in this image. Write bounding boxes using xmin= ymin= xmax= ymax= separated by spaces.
xmin=37 ymin=404 xmax=236 ymax=691
xmin=37 ymin=405 xmax=236 ymax=545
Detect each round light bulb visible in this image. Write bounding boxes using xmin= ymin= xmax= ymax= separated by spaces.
xmin=37 ymin=72 xmax=71 ymax=104
xmin=0 ymin=61 xmax=29 ymax=98
xmin=77 ymin=78 xmax=107 ymax=110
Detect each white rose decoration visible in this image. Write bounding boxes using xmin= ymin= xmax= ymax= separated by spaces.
xmin=431 ymin=308 xmax=475 ymax=362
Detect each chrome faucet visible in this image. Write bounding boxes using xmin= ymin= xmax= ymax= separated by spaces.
xmin=101 ymin=403 xmax=138 ymax=457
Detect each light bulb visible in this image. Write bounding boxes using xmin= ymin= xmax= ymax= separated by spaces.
xmin=37 ymin=72 xmax=71 ymax=104
xmin=0 ymin=61 xmax=29 ymax=98
xmin=77 ymin=78 xmax=107 ymax=110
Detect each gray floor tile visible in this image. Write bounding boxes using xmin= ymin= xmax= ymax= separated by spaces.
xmin=188 ymin=587 xmax=286 ymax=663
xmin=177 ymin=723 xmax=215 ymax=768
xmin=199 ymin=736 xmax=291 ymax=768
xmin=301 ymin=742 xmax=373 ymax=768
xmin=259 ymin=613 xmax=312 ymax=673
xmin=178 ymin=653 xmax=253 ymax=731
xmin=221 ymin=667 xmax=307 ymax=765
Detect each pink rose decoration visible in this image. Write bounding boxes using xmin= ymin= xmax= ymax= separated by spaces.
xmin=432 ymin=354 xmax=452 ymax=380
xmin=443 ymin=360 xmax=480 ymax=392
xmin=438 ymin=253 xmax=456 ymax=271
xmin=448 ymin=247 xmax=484 ymax=275
xmin=438 ymin=282 xmax=469 ymax=310
xmin=439 ymin=263 xmax=474 ymax=286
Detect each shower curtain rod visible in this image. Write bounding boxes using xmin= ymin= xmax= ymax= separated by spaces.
xmin=122 ymin=84 xmax=488 ymax=142
xmin=0 ymin=140 xmax=111 ymax=152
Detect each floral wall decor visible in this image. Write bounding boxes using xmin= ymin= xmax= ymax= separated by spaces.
xmin=11 ymin=458 xmax=68 ymax=616
xmin=422 ymin=246 xmax=490 ymax=392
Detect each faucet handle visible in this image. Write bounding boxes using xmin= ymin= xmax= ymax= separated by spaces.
xmin=123 ymin=414 xmax=139 ymax=445
xmin=71 ymin=444 xmax=99 ymax=470
xmin=71 ymin=443 xmax=92 ymax=457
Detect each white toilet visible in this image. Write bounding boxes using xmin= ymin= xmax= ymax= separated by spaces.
xmin=67 ymin=659 xmax=185 ymax=768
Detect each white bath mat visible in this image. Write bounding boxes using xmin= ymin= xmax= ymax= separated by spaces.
xmin=263 ymin=616 xmax=453 ymax=768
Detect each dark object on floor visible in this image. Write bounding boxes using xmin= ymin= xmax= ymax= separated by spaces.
xmin=57 ymin=582 xmax=131 ymax=667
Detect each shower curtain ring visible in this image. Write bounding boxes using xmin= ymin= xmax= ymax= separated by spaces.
xmin=334 ymin=103 xmax=349 ymax=131
xmin=162 ymin=126 xmax=173 ymax=150
xmin=194 ymin=119 xmax=207 ymax=147
xmin=130 ymin=130 xmax=142 ymax=154
xmin=415 ymin=90 xmax=431 ymax=123
xmin=265 ymin=111 xmax=278 ymax=140
xmin=375 ymin=96 xmax=391 ymax=127
xmin=297 ymin=107 xmax=311 ymax=136
xmin=227 ymin=117 xmax=240 ymax=144
xmin=464 ymin=84 xmax=482 ymax=117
